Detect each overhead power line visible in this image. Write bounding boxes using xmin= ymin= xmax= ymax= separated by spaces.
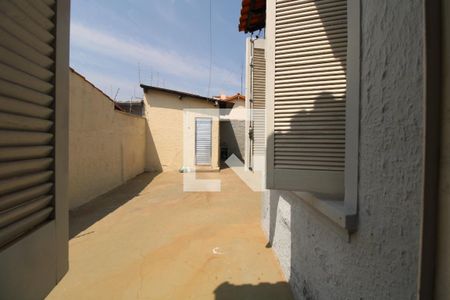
xmin=207 ymin=0 xmax=213 ymax=97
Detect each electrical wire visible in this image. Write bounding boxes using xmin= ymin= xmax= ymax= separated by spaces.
xmin=207 ymin=0 xmax=213 ymax=97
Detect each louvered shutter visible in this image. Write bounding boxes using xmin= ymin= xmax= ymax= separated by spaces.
xmin=195 ymin=118 xmax=212 ymax=165
xmin=250 ymin=39 xmax=266 ymax=171
xmin=0 ymin=0 xmax=70 ymax=298
xmin=266 ymin=0 xmax=347 ymax=196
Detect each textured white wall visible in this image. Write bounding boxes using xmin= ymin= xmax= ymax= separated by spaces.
xmin=262 ymin=1 xmax=424 ymax=299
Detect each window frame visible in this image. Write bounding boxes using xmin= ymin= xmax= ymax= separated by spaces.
xmin=265 ymin=0 xmax=361 ymax=232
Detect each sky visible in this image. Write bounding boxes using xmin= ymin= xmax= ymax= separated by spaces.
xmin=70 ymin=0 xmax=247 ymax=102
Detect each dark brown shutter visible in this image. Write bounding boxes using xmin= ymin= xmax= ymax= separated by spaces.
xmin=0 ymin=0 xmax=56 ymax=248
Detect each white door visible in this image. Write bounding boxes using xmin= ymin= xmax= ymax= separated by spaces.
xmin=196 ymin=118 xmax=212 ymax=165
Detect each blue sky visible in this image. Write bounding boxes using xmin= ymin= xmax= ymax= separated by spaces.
xmin=70 ymin=0 xmax=247 ymax=101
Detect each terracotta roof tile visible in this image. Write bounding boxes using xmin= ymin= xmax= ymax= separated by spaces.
xmin=238 ymin=0 xmax=266 ymax=33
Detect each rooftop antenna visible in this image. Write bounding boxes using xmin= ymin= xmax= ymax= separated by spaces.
xmin=113 ymin=88 xmax=120 ymax=101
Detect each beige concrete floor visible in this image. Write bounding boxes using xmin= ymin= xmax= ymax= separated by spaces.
xmin=47 ymin=168 xmax=293 ymax=300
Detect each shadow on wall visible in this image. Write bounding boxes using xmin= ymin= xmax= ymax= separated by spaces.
xmin=69 ymin=172 xmax=159 ymax=239
xmin=214 ymin=281 xmax=294 ymax=300
xmin=145 ymin=121 xmax=163 ymax=172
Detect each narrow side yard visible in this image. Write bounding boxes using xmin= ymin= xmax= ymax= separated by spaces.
xmin=47 ymin=168 xmax=292 ymax=300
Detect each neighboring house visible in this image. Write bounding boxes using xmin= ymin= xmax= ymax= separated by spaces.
xmin=215 ymin=93 xmax=246 ymax=162
xmin=239 ymin=0 xmax=448 ymax=299
xmin=141 ymin=85 xmax=220 ymax=172
xmin=114 ymin=100 xmax=144 ymax=116
xmin=69 ymin=69 xmax=146 ymax=210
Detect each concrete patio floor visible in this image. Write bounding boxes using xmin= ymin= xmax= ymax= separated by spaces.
xmin=47 ymin=168 xmax=293 ymax=300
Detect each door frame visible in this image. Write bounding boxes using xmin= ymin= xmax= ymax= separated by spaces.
xmin=418 ymin=0 xmax=442 ymax=298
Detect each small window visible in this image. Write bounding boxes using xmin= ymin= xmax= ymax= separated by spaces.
xmin=265 ymin=0 xmax=360 ymax=231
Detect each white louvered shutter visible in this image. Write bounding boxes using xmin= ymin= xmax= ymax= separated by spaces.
xmin=267 ymin=0 xmax=347 ymax=196
xmin=195 ymin=118 xmax=212 ymax=165
xmin=250 ymin=39 xmax=266 ymax=171
xmin=0 ymin=0 xmax=70 ymax=298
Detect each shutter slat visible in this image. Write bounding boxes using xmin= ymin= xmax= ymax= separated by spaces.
xmin=27 ymin=0 xmax=55 ymax=19
xmin=0 ymin=207 xmax=52 ymax=248
xmin=275 ymin=101 xmax=345 ymax=109
xmin=0 ymin=195 xmax=52 ymax=228
xmin=275 ymin=123 xmax=345 ymax=129
xmin=0 ymin=79 xmax=53 ymax=106
xmin=0 ymin=1 xmax=54 ymax=44
xmin=276 ymin=5 xmax=346 ymax=25
xmin=0 ymin=63 xmax=53 ymax=94
xmin=277 ymin=0 xmax=346 ymax=13
xmin=275 ymin=110 xmax=346 ymax=117
xmin=276 ymin=129 xmax=345 ymax=135
xmin=0 ymin=96 xmax=53 ymax=119
xmin=275 ymin=143 xmax=345 ymax=149
xmin=0 ymin=183 xmax=52 ymax=211
xmin=275 ymin=164 xmax=344 ymax=171
xmin=42 ymin=0 xmax=56 ymax=6
xmin=276 ymin=149 xmax=345 ymax=155
xmin=0 ymin=27 xmax=53 ymax=69
xmin=277 ymin=35 xmax=347 ymax=52
xmin=0 ymin=158 xmax=53 ymax=180
xmin=0 ymin=112 xmax=53 ymax=132
xmin=0 ymin=171 xmax=53 ymax=197
xmin=0 ymin=10 xmax=53 ymax=56
xmin=0 ymin=130 xmax=53 ymax=146
xmin=13 ymin=0 xmax=54 ymax=31
xmin=276 ymin=72 xmax=346 ymax=83
xmin=275 ymin=136 xmax=345 ymax=143
xmin=0 ymin=46 xmax=54 ymax=81
xmin=0 ymin=146 xmax=53 ymax=162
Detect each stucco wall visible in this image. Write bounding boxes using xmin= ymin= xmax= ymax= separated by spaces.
xmin=262 ymin=1 xmax=424 ymax=299
xmin=69 ymin=71 xmax=146 ymax=210
xmin=143 ymin=89 xmax=219 ymax=172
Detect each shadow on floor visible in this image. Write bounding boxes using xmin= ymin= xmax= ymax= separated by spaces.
xmin=69 ymin=172 xmax=159 ymax=239
xmin=214 ymin=281 xmax=294 ymax=300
